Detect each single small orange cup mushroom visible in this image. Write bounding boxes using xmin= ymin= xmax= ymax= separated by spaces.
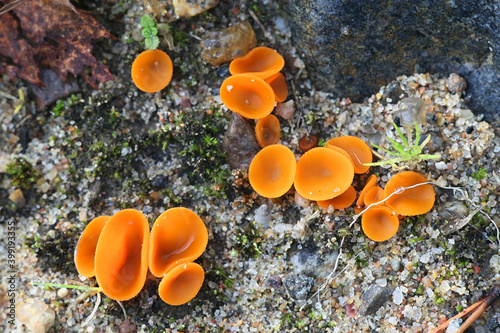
xmin=158 ymin=262 xmax=205 ymax=306
xmin=94 ymin=209 xmax=150 ymax=301
xmin=220 ymin=74 xmax=275 ymax=119
xmin=131 ymin=49 xmax=173 ymax=93
xmin=362 ymin=206 xmax=400 ymax=242
xmin=255 ymin=114 xmax=281 ymax=148
xmin=299 ymin=134 xmax=319 ymax=152
xmin=229 ymin=46 xmax=285 ymax=80
xmin=294 ymin=147 xmax=354 ymax=201
xmin=265 ymin=72 xmax=288 ymax=102
xmin=356 ymin=174 xmax=377 ymax=207
xmin=317 ymin=185 xmax=356 ymax=210
xmin=249 ymin=144 xmax=296 ymax=198
xmin=327 ymin=136 xmax=373 ymax=174
xmin=149 ymin=207 xmax=208 ymax=278
xmin=74 ymin=215 xmax=110 ymax=278
xmin=384 ymin=171 xmax=435 ymax=216
xmin=363 ymin=186 xmax=385 ymax=206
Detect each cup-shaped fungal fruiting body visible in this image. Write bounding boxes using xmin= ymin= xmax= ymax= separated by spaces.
xmin=149 ymin=207 xmax=208 ymax=278
xmin=327 ymin=136 xmax=373 ymax=174
xmin=384 ymin=171 xmax=435 ymax=216
xmin=317 ymin=185 xmax=356 ymax=210
xmin=294 ymin=147 xmax=354 ymax=201
xmin=229 ymin=46 xmax=285 ymax=80
xmin=74 ymin=215 xmax=110 ymax=278
xmin=158 ymin=262 xmax=205 ymax=306
xmin=249 ymin=144 xmax=296 ymax=198
xmin=299 ymin=134 xmax=319 ymax=153
xmin=265 ymin=72 xmax=288 ymax=102
xmin=356 ymin=174 xmax=377 ymax=207
xmin=363 ymin=186 xmax=385 ymax=206
xmin=220 ymin=74 xmax=276 ymax=119
xmin=131 ymin=49 xmax=173 ymax=93
xmin=94 ymin=209 xmax=150 ymax=301
xmin=362 ymin=206 xmax=400 ymax=242
xmin=255 ymin=114 xmax=281 ymax=148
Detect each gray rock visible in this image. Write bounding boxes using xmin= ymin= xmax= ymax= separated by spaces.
xmin=222 ymin=113 xmax=260 ymax=169
xmin=285 ymin=0 xmax=500 ymax=122
xmin=359 ymin=284 xmax=393 ymax=316
xmin=394 ymin=97 xmax=426 ymax=126
xmin=283 ymin=274 xmax=314 ymax=300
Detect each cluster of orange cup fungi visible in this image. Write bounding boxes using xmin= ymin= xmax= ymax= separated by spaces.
xmin=220 ymin=46 xmax=288 ymax=119
xmin=74 ymin=208 xmax=208 ymax=305
xmin=131 ymin=49 xmax=173 ymax=93
xmin=248 ymin=135 xmax=436 ymax=242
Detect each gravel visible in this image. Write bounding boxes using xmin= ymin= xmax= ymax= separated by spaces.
xmin=1 ymin=0 xmax=499 ymax=332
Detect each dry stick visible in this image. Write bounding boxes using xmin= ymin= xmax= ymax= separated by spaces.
xmin=248 ymin=8 xmax=276 ymax=44
xmin=302 ymin=181 xmax=500 ymax=312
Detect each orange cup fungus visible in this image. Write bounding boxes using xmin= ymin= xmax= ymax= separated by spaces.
xmin=383 ymin=171 xmax=435 ymax=216
xmin=363 ymin=186 xmax=385 ymax=206
xmin=361 ymin=206 xmax=400 ymax=242
xmin=229 ymin=46 xmax=285 ymax=80
xmin=149 ymin=207 xmax=208 ymax=277
xmin=249 ymin=144 xmax=296 ymax=198
xmin=265 ymin=72 xmax=288 ymax=102
xmin=299 ymin=134 xmax=319 ymax=152
xmin=255 ymin=114 xmax=281 ymax=148
xmin=317 ymin=185 xmax=356 ymax=210
xmin=131 ymin=49 xmax=173 ymax=93
xmin=74 ymin=215 xmax=110 ymax=278
xmin=326 ymin=136 xmax=372 ymax=174
xmin=149 ymin=207 xmax=208 ymax=306
xmin=158 ymin=262 xmax=205 ymax=306
xmin=94 ymin=209 xmax=150 ymax=301
xmin=356 ymin=174 xmax=377 ymax=207
xmin=220 ymin=74 xmax=276 ymax=119
xmin=294 ymin=147 xmax=354 ymax=201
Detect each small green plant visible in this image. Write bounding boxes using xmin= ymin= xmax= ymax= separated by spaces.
xmin=471 ymin=168 xmax=487 ymax=180
xmin=6 ymin=157 xmax=40 ymax=190
xmin=364 ymin=122 xmax=440 ymax=169
xmin=140 ymin=14 xmax=171 ymax=50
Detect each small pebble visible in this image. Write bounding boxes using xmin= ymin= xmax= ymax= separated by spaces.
xmin=17 ymin=298 xmax=55 ymax=333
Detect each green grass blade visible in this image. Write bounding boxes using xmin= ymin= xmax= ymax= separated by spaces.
xmin=393 ymin=122 xmax=409 ymax=148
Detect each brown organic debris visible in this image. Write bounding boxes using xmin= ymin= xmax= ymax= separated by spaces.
xmin=0 ymin=0 xmax=115 ymax=88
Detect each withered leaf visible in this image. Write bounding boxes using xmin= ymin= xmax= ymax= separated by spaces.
xmin=0 ymin=0 xmax=115 ymax=88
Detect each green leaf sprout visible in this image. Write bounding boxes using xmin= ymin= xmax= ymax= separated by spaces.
xmin=364 ymin=122 xmax=441 ymax=170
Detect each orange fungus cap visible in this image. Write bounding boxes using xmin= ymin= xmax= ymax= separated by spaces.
xmin=363 ymin=186 xmax=385 ymax=206
xmin=158 ymin=262 xmax=205 ymax=306
xmin=294 ymin=147 xmax=354 ymax=201
xmin=327 ymin=136 xmax=372 ymax=174
xmin=362 ymin=206 xmax=399 ymax=242
xmin=229 ymin=46 xmax=285 ymax=80
xmin=131 ymin=49 xmax=173 ymax=93
xmin=220 ymin=74 xmax=275 ymax=119
xmin=265 ymin=72 xmax=288 ymax=102
xmin=384 ymin=171 xmax=435 ymax=216
xmin=317 ymin=185 xmax=356 ymax=209
xmin=356 ymin=174 xmax=377 ymax=207
xmin=149 ymin=207 xmax=208 ymax=278
xmin=74 ymin=215 xmax=110 ymax=278
xmin=94 ymin=209 xmax=150 ymax=301
xmin=249 ymin=144 xmax=296 ymax=198
xmin=255 ymin=114 xmax=281 ymax=148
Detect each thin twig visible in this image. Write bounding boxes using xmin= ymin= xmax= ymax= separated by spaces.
xmin=248 ymin=8 xmax=275 ymax=44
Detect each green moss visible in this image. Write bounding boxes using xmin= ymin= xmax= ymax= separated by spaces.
xmin=6 ymin=157 xmax=40 ymax=190
xmin=235 ymin=221 xmax=264 ymax=258
xmin=471 ymin=168 xmax=487 ymax=180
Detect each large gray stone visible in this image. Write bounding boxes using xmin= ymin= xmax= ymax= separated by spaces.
xmin=285 ymin=0 xmax=500 ymax=122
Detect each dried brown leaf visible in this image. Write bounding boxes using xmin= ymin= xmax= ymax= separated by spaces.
xmin=0 ymin=0 xmax=115 ymax=88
